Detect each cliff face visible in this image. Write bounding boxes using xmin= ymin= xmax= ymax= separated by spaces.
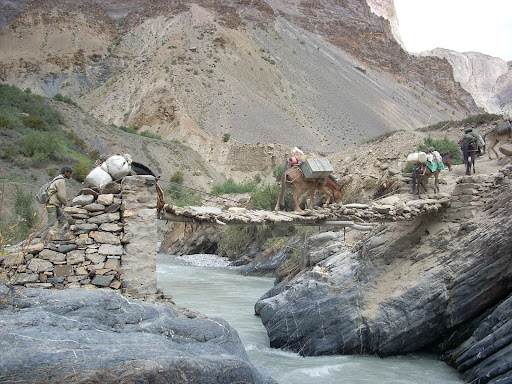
xmin=0 ymin=0 xmax=488 ymax=158
xmin=266 ymin=0 xmax=480 ymax=115
xmin=423 ymin=49 xmax=511 ymax=115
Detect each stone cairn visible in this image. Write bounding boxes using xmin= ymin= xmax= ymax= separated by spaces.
xmin=2 ymin=176 xmax=159 ymax=299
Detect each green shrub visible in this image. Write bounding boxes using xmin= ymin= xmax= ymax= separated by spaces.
xmin=21 ymin=115 xmax=47 ymax=130
xmin=273 ymin=163 xmax=286 ymax=181
xmin=211 ymin=178 xmax=257 ymax=195
xmin=170 ymin=171 xmax=184 ymax=184
xmin=0 ymin=114 xmax=15 ymax=129
xmin=166 ymin=183 xmax=202 ymax=207
xmin=88 ymin=149 xmax=100 ymax=160
xmin=14 ymin=187 xmax=37 ymax=237
xmin=418 ymin=136 xmax=462 ymax=164
xmin=140 ymin=130 xmax=161 ymax=140
xmin=117 ymin=125 xmax=138 ymax=134
xmin=22 ymin=131 xmax=61 ymax=163
xmin=66 ymin=131 xmax=88 ymax=152
xmin=250 ymin=183 xmax=282 ymax=211
xmin=53 ymin=93 xmax=79 ymax=107
xmin=2 ymin=146 xmax=18 ymax=159
xmin=47 ymin=168 xmax=58 ymax=178
xmin=72 ymin=162 xmax=91 ymax=182
xmin=222 ymin=133 xmax=230 ymax=142
xmin=0 ymin=84 xmax=62 ymax=129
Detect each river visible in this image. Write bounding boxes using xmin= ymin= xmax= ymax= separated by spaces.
xmin=157 ymin=254 xmax=463 ymax=384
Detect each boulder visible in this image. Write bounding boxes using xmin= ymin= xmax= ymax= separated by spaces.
xmin=0 ymin=285 xmax=276 ymax=384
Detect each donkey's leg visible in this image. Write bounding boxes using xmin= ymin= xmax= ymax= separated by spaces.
xmin=275 ymin=174 xmax=288 ymax=211
xmin=319 ymin=185 xmax=332 ymax=207
xmin=489 ymin=139 xmax=500 ymax=159
xmin=293 ymin=187 xmax=303 ymax=212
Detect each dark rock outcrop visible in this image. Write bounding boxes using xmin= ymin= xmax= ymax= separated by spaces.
xmin=0 ymin=285 xmax=276 ymax=384
xmin=255 ymin=171 xmax=512 ymax=383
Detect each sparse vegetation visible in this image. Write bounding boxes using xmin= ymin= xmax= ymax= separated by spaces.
xmin=417 ymin=113 xmax=502 ymax=132
xmin=361 ymin=130 xmax=405 ymax=144
xmin=249 ymin=183 xmax=282 ymax=210
xmin=140 ymin=131 xmax=162 ymax=140
xmin=0 ymin=85 xmax=96 ymax=170
xmin=166 ymin=172 xmax=202 ymax=207
xmin=211 ymin=178 xmax=258 ymax=195
xmin=53 ymin=93 xmax=79 ymax=108
xmin=417 ymin=136 xmax=462 ymax=164
xmin=13 ymin=187 xmax=37 ymax=240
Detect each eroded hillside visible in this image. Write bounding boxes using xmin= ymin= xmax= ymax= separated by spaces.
xmin=0 ymin=0 xmax=483 ymax=158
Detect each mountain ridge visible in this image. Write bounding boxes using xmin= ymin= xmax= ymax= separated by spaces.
xmin=1 ymin=0 xmax=502 ymax=158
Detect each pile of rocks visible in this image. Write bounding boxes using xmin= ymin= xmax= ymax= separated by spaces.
xmin=5 ymin=192 xmax=125 ymax=291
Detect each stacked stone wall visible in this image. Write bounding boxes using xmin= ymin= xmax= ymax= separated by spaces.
xmin=2 ymin=176 xmax=159 ymax=299
xmin=445 ymin=171 xmax=510 ymax=221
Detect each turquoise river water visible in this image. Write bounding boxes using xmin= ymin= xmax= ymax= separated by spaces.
xmin=157 ymin=254 xmax=463 ymax=384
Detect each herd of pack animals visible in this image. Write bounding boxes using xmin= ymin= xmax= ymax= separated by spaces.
xmin=275 ymin=121 xmax=512 ymax=211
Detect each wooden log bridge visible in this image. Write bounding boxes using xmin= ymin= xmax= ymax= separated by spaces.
xmin=158 ymin=196 xmax=450 ymax=231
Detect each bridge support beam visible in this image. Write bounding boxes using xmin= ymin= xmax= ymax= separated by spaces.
xmin=121 ymin=176 xmax=159 ymax=298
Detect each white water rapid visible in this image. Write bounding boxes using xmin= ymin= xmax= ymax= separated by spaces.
xmin=157 ymin=254 xmax=463 ymax=384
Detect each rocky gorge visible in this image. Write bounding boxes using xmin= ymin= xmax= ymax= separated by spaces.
xmin=1 ymin=0 xmax=512 ymax=383
xmin=252 ymin=168 xmax=512 ymax=383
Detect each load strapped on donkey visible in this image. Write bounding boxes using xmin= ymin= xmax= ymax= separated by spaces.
xmin=407 ymin=148 xmax=452 ymax=198
xmin=276 ymin=147 xmax=342 ymax=212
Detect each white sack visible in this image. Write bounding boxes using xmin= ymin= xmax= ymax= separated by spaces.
xmin=406 ymin=152 xmax=427 ymax=165
xmin=84 ymin=166 xmax=113 ymax=189
xmin=103 ymin=154 xmax=132 ymax=180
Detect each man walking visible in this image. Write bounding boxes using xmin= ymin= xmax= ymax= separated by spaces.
xmin=46 ymin=166 xmax=73 ymax=228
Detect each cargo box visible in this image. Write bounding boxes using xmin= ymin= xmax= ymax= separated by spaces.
xmin=499 ymin=144 xmax=512 ymax=156
xmin=300 ymin=158 xmax=333 ymax=179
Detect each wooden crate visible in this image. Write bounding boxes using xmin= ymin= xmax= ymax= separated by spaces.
xmin=300 ymin=158 xmax=333 ymax=179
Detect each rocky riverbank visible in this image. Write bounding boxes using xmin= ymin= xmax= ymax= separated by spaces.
xmin=254 ymin=170 xmax=512 ymax=383
xmin=0 ymin=284 xmax=276 ymax=384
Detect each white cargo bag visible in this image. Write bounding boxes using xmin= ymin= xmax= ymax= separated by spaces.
xmin=406 ymin=152 xmax=427 ymax=165
xmin=84 ymin=166 xmax=113 ymax=189
xmin=102 ymin=154 xmax=132 ymax=180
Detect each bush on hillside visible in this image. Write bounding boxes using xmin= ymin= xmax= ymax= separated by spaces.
xmin=166 ymin=182 xmax=202 ymax=207
xmin=419 ymin=113 xmax=502 ymax=132
xmin=273 ymin=163 xmax=286 ymax=181
xmin=0 ymin=113 xmax=16 ymax=130
xmin=170 ymin=171 xmax=184 ymax=184
xmin=250 ymin=184 xmax=282 ymax=211
xmin=418 ymin=136 xmax=462 ymax=164
xmin=22 ymin=131 xmax=61 ymax=164
xmin=53 ymin=93 xmax=79 ymax=107
xmin=211 ymin=178 xmax=257 ymax=195
xmin=140 ymin=130 xmax=161 ymax=140
xmin=0 ymin=84 xmax=62 ymax=129
xmin=14 ymin=188 xmax=37 ymax=240
xmin=21 ymin=115 xmax=47 ymax=130
xmin=72 ymin=162 xmax=91 ymax=182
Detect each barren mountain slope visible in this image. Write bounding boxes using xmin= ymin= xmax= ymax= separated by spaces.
xmin=0 ymin=0 xmax=478 ymax=158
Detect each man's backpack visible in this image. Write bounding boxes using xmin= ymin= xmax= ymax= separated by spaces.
xmin=36 ymin=176 xmax=64 ymax=204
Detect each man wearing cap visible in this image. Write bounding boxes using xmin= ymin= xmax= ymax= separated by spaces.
xmin=46 ymin=166 xmax=73 ymax=227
